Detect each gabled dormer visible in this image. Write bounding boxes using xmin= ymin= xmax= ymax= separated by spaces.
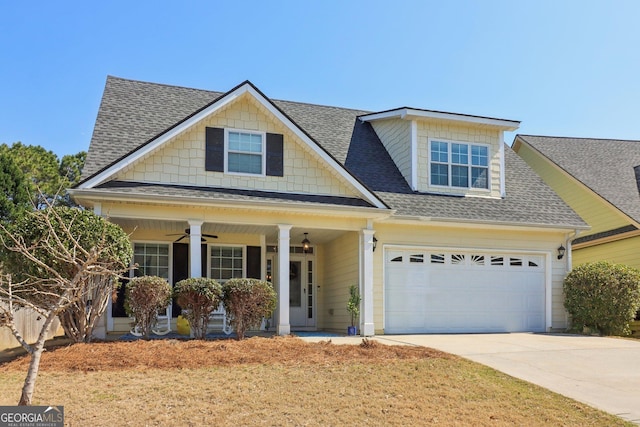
xmin=359 ymin=108 xmax=519 ymax=198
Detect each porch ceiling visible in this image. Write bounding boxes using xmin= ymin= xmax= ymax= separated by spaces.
xmin=111 ymin=218 xmax=351 ymax=245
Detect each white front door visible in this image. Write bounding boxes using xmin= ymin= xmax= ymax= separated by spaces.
xmin=289 ymin=256 xmax=315 ymax=329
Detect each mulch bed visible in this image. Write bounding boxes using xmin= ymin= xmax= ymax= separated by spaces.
xmin=0 ymin=336 xmax=451 ymax=372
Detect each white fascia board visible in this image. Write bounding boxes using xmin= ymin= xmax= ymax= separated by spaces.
xmin=360 ymin=108 xmax=520 ymax=131
xmin=242 ymin=85 xmax=387 ymax=209
xmin=69 ymin=188 xmax=394 ymax=219
xmin=382 ymin=215 xmax=590 ymax=233
xmin=80 ymin=83 xmax=387 ymax=210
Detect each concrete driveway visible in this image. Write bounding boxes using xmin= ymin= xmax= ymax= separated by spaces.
xmin=301 ymin=333 xmax=640 ymax=424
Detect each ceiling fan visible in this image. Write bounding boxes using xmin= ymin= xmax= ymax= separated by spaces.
xmin=166 ymin=228 xmax=218 ymax=243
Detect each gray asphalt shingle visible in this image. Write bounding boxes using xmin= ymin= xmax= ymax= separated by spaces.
xmin=517 ymin=135 xmax=640 ymax=224
xmin=81 ymin=76 xmax=586 ymax=229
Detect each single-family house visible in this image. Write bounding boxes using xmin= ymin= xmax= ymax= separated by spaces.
xmin=71 ymin=77 xmax=587 ymax=337
xmin=513 ymin=135 xmax=640 ymax=269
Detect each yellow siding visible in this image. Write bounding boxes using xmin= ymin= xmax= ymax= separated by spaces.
xmin=118 ymin=93 xmax=358 ymax=198
xmin=573 ymin=235 xmax=640 ymax=270
xmin=374 ymin=222 xmax=569 ymax=330
xmin=370 ymin=119 xmax=412 ymax=186
xmin=416 ymin=121 xmax=502 ymax=198
xmin=321 ymin=232 xmax=359 ymax=332
xmin=515 ymin=142 xmax=629 ymax=236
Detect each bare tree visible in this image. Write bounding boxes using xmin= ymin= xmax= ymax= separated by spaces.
xmin=0 ymin=206 xmax=131 ymax=405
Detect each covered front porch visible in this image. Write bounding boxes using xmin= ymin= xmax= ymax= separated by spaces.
xmin=93 ymin=200 xmax=382 ymax=338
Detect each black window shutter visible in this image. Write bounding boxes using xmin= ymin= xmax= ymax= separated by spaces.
xmin=205 ymin=127 xmax=224 ymax=172
xmin=201 ymin=244 xmax=208 ymax=279
xmin=246 ymin=246 xmax=262 ymax=279
xmin=172 ymin=243 xmax=190 ymax=317
xmin=266 ymin=133 xmax=284 ymax=177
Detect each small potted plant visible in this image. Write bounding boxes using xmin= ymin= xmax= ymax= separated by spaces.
xmin=346 ymin=285 xmax=361 ymax=336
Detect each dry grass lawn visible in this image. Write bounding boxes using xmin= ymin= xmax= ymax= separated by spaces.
xmin=0 ymin=336 xmax=631 ymax=426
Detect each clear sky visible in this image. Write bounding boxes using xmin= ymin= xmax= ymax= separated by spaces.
xmin=1 ymin=1 xmax=639 ymax=158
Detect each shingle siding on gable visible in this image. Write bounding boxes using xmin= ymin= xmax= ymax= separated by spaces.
xmin=83 ymin=77 xmax=587 ymax=230
xmin=416 ymin=121 xmax=502 ymax=198
xmin=370 ymin=119 xmax=412 ymax=188
xmin=117 ymin=94 xmax=358 ymax=197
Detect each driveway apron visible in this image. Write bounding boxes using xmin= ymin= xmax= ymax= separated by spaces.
xmin=374 ymin=333 xmax=640 ymax=425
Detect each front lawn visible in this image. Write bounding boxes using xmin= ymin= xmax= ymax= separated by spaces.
xmin=0 ymin=337 xmax=631 ymax=426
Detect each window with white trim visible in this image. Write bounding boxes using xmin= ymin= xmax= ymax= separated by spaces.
xmin=430 ymin=140 xmax=489 ymax=189
xmin=133 ymin=243 xmax=169 ymax=278
xmin=226 ymin=130 xmax=265 ymax=175
xmin=210 ymin=246 xmax=244 ymax=282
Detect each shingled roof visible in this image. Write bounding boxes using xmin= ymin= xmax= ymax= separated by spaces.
xmin=81 ymin=76 xmax=586 ymax=229
xmin=516 ymin=135 xmax=640 ymax=224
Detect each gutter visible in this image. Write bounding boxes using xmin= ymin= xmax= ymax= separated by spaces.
xmin=69 ymin=188 xmax=395 ymax=219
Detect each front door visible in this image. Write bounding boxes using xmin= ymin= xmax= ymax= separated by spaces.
xmin=289 ymin=257 xmax=315 ymax=329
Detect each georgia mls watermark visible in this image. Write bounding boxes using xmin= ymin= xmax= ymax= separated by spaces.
xmin=0 ymin=406 xmax=63 ymax=427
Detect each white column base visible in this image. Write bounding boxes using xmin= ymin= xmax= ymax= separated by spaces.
xmin=277 ymin=324 xmax=291 ymax=336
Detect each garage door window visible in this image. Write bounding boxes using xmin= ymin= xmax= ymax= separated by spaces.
xmin=391 ymin=251 xmax=543 ymax=270
xmin=430 ymin=254 xmax=445 ymax=264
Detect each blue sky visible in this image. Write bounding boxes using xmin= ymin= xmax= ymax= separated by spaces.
xmin=1 ymin=1 xmax=639 ymax=158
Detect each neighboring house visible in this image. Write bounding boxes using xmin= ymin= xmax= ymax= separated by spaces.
xmin=514 ymin=135 xmax=640 ymax=269
xmin=71 ymin=76 xmax=587 ymax=337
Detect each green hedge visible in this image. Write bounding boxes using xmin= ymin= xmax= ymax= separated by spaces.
xmin=222 ymin=278 xmax=276 ymax=340
xmin=564 ymin=261 xmax=640 ymax=335
xmin=174 ymin=277 xmax=222 ymax=339
xmin=125 ymin=275 xmax=172 ymax=339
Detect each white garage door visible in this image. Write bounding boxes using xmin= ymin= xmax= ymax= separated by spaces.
xmin=385 ymin=249 xmax=546 ymax=334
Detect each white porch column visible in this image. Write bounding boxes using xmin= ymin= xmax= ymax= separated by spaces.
xmin=93 ymin=202 xmax=107 ymax=339
xmin=360 ymin=229 xmax=375 ymax=336
xmin=189 ymin=220 xmax=203 ymax=278
xmin=277 ymin=224 xmax=292 ymax=335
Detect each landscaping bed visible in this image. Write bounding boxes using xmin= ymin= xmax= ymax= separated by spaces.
xmin=0 ymin=336 xmax=631 ymax=426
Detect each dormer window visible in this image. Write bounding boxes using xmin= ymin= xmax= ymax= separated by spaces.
xmin=430 ymin=139 xmax=489 ymax=189
xmin=226 ymin=130 xmax=265 ymax=175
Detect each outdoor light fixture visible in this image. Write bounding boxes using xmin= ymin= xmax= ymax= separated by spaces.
xmin=372 ymin=236 xmax=378 ymax=252
xmin=302 ymin=233 xmax=311 ymax=253
xmin=557 ymin=244 xmax=566 ymax=260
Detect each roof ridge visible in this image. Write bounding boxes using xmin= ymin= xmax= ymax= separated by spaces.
xmin=518 ymin=134 xmax=640 ymax=143
xmin=106 ymin=75 xmax=371 ymax=114
xmin=106 ymin=75 xmax=222 ymax=95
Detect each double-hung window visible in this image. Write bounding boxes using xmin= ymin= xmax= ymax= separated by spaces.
xmin=133 ymin=243 xmax=170 ymax=279
xmin=210 ymin=246 xmax=244 ymax=282
xmin=430 ymin=140 xmax=489 ymax=189
xmin=226 ymin=130 xmax=265 ymax=175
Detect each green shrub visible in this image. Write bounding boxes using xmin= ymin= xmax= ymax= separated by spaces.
xmin=1 ymin=206 xmax=132 ymax=342
xmin=222 ymin=278 xmax=277 ymax=340
xmin=174 ymin=277 xmax=222 ymax=339
xmin=125 ymin=276 xmax=172 ymax=339
xmin=563 ymin=261 xmax=640 ymax=335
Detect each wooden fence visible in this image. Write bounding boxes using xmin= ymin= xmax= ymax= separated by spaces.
xmin=0 ymin=305 xmax=63 ymax=351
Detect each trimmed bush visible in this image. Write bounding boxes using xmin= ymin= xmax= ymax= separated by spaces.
xmin=564 ymin=261 xmax=640 ymax=336
xmin=2 ymin=206 xmax=132 ymax=342
xmin=174 ymin=277 xmax=222 ymax=339
xmin=125 ymin=276 xmax=172 ymax=339
xmin=222 ymin=278 xmax=277 ymax=340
